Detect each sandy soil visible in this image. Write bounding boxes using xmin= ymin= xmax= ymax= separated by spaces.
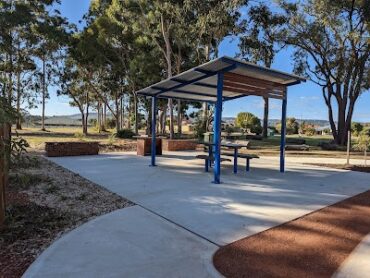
xmin=0 ymin=155 xmax=133 ymax=277
xmin=213 ymin=190 xmax=370 ymax=278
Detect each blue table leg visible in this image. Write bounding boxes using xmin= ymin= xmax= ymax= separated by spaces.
xmin=233 ymin=148 xmax=238 ymax=174
xmin=205 ymin=159 xmax=209 ymax=172
xmin=246 ymin=159 xmax=250 ymax=172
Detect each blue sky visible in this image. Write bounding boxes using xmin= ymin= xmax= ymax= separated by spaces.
xmin=29 ymin=0 xmax=370 ymax=122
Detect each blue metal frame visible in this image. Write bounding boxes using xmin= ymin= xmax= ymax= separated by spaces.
xmin=194 ymin=82 xmax=217 ymax=89
xmin=154 ymin=64 xmax=236 ymax=97
xmin=213 ymin=72 xmax=224 ymax=184
xmin=151 ymin=96 xmax=157 ymax=167
xmin=233 ymin=149 xmax=238 ymax=174
xmin=280 ymin=92 xmax=287 ymax=172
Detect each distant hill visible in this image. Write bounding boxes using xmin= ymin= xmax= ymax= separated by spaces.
xmin=26 ymin=113 xmax=367 ymax=127
xmin=223 ymin=117 xmax=332 ymax=127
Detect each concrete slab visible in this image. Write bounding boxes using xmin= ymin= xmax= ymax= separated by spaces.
xmin=48 ymin=151 xmax=370 ymax=246
xmin=23 ymin=206 xmax=220 ymax=278
xmin=334 ymin=234 xmax=370 ymax=278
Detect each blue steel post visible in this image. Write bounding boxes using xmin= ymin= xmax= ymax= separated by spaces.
xmin=213 ymin=73 xmax=223 ymax=184
xmin=151 ymin=96 xmax=157 ymax=167
xmin=233 ymin=148 xmax=238 ymax=174
xmin=280 ymin=91 xmax=287 ymax=172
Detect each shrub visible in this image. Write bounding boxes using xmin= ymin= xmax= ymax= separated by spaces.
xmin=116 ymin=129 xmax=135 ymax=139
xmin=106 ymin=118 xmax=116 ymax=129
xmin=235 ymin=112 xmax=262 ymax=135
xmin=299 ymin=122 xmax=316 ymax=136
xmin=107 ymin=133 xmax=116 ymax=145
xmin=74 ymin=132 xmax=86 ymax=140
xmin=351 ymin=122 xmax=364 ymax=136
xmin=193 ymin=118 xmax=207 ymax=139
xmin=286 ymin=118 xmax=299 ymax=135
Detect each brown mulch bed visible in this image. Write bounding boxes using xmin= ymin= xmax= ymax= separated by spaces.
xmin=0 ymin=155 xmax=133 ymax=278
xmin=305 ymin=163 xmax=370 ymax=173
xmin=213 ymin=190 xmax=370 ymax=278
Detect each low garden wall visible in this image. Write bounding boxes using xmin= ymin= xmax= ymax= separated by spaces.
xmin=162 ymin=139 xmax=198 ymax=151
xmin=136 ymin=138 xmax=162 ymax=156
xmin=45 ymin=142 xmax=99 ymax=157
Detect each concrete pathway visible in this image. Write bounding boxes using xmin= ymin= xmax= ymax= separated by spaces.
xmin=24 ymin=151 xmax=370 ymax=277
xmin=24 ymin=206 xmax=220 ymax=278
xmin=334 ymin=234 xmax=370 ymax=278
xmin=46 ymin=151 xmax=370 ymax=245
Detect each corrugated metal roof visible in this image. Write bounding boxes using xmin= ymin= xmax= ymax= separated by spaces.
xmin=137 ymin=56 xmax=306 ymax=103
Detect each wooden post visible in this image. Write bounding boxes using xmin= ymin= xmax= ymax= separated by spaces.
xmin=346 ymin=130 xmax=351 ymax=166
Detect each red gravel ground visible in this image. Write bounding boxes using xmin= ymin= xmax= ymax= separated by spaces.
xmin=213 ymin=190 xmax=370 ymax=278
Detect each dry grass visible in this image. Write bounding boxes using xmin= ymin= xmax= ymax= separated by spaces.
xmin=14 ymin=127 xmax=137 ymax=153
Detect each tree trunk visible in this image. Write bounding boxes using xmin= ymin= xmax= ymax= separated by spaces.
xmin=16 ymin=71 xmax=22 ymax=130
xmin=0 ymin=124 xmax=5 ymax=225
xmin=41 ymin=59 xmax=46 ymax=131
xmin=115 ymin=94 xmax=120 ymax=132
xmin=97 ymin=102 xmax=101 ymax=133
xmin=0 ymin=123 xmax=11 ymax=226
xmin=146 ymin=105 xmax=152 ymax=136
xmin=84 ymin=92 xmax=89 ymax=135
xmin=161 ymin=16 xmax=174 ymax=139
xmin=120 ymin=96 xmax=124 ymax=130
xmin=103 ymin=104 xmax=107 ymax=131
xmin=169 ymin=99 xmax=174 ymax=138
xmin=177 ymin=100 xmax=182 ymax=135
xmin=262 ymin=97 xmax=269 ymax=138
xmin=81 ymin=113 xmax=86 ymax=135
xmin=159 ymin=110 xmax=165 ymax=135
xmin=134 ymin=93 xmax=138 ymax=134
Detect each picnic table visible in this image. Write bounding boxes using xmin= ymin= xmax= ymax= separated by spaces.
xmin=198 ymin=141 xmax=254 ymax=173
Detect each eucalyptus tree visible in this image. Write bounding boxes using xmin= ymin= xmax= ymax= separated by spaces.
xmin=0 ymin=0 xmax=60 ymax=224
xmin=58 ymin=58 xmax=91 ymax=135
xmin=33 ymin=8 xmax=70 ymax=131
xmin=129 ymin=0 xmax=185 ymax=138
xmin=71 ymin=12 xmax=131 ymax=132
xmin=238 ymin=3 xmax=287 ymax=137
xmin=185 ymin=0 xmax=248 ymax=132
xmin=279 ymin=0 xmax=370 ymax=145
xmin=186 ymin=0 xmax=248 ymax=61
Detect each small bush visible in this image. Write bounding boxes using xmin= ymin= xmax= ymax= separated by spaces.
xmin=107 ymin=133 xmax=116 ymax=145
xmin=116 ymin=129 xmax=135 ymax=139
xmin=74 ymin=132 xmax=86 ymax=140
xmin=106 ymin=118 xmax=116 ymax=129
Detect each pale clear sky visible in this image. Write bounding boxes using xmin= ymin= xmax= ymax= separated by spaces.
xmin=28 ymin=0 xmax=370 ymax=122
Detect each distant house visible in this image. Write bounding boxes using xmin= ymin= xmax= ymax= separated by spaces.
xmin=315 ymin=125 xmax=332 ymax=135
